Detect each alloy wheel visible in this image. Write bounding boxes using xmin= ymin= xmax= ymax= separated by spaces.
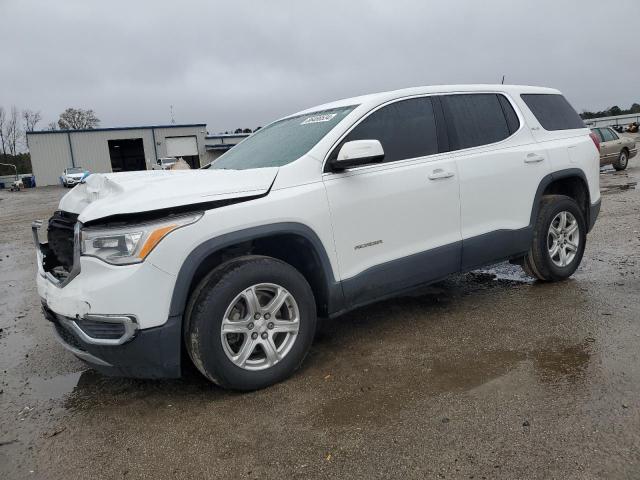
xmin=547 ymin=211 xmax=579 ymax=267
xmin=220 ymin=283 xmax=300 ymax=371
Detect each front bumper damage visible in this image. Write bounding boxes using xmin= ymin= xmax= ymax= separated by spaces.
xmin=42 ymin=303 xmax=182 ymax=378
xmin=33 ymin=219 xmax=182 ymax=379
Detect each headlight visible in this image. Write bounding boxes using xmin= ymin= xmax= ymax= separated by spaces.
xmin=81 ymin=212 xmax=203 ymax=265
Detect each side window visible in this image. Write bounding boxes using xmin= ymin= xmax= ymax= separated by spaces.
xmin=608 ymin=128 xmax=619 ymax=140
xmin=592 ymin=129 xmax=604 ymax=142
xmin=520 ymin=94 xmax=585 ymax=131
xmin=601 ymin=128 xmax=616 ymax=142
xmin=335 ymin=96 xmax=438 ymax=163
xmin=441 ymin=94 xmax=513 ymax=150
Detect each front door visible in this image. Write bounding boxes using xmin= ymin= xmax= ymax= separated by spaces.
xmin=322 ymin=96 xmax=461 ymax=306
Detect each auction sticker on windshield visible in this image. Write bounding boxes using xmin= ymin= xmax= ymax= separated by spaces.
xmin=301 ymin=113 xmax=337 ymax=125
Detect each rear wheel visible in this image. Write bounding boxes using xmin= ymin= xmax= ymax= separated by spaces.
xmin=522 ymin=195 xmax=586 ymax=281
xmin=185 ymin=256 xmax=317 ymax=390
xmin=613 ymin=149 xmax=628 ymax=171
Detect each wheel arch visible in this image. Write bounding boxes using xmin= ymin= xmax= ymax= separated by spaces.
xmin=169 ymin=223 xmax=344 ymax=321
xmin=530 ymin=169 xmax=592 ymax=230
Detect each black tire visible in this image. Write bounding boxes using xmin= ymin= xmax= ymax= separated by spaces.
xmin=613 ymin=149 xmax=629 ymax=171
xmin=522 ymin=195 xmax=586 ymax=282
xmin=184 ymin=255 xmax=317 ymax=391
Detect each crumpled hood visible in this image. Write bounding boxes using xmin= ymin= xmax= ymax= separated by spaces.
xmin=59 ymin=168 xmax=278 ymax=222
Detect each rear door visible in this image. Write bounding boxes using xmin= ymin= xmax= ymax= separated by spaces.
xmin=440 ymin=92 xmax=551 ymax=269
xmin=323 ymin=96 xmax=461 ymax=306
xmin=600 ymin=127 xmax=619 ymax=164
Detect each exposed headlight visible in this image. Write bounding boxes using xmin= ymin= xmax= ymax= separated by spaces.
xmin=81 ymin=212 xmax=203 ymax=265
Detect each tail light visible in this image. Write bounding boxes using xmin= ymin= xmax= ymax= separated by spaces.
xmin=589 ymin=132 xmax=600 ymax=151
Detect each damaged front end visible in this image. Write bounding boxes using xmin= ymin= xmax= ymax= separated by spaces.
xmin=33 ymin=211 xmax=140 ymax=349
xmin=33 ymin=210 xmax=81 ymax=287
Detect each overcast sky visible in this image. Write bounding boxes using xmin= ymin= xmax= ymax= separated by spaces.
xmin=1 ymin=0 xmax=639 ymax=133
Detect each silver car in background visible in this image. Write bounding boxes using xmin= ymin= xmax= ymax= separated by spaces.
xmin=591 ymin=127 xmax=637 ymax=170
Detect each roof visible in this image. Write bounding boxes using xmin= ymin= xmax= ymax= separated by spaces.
xmin=205 ymin=144 xmax=235 ymax=151
xmin=26 ymin=123 xmax=207 ymax=135
xmin=289 ymin=84 xmax=561 ymax=117
xmin=205 ymin=133 xmax=251 ymax=139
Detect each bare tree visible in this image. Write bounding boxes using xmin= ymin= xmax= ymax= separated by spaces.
xmin=5 ymin=106 xmax=21 ymax=156
xmin=0 ymin=107 xmax=7 ymax=156
xmin=22 ymin=109 xmax=42 ymax=132
xmin=58 ymin=108 xmax=100 ymax=130
xmin=47 ymin=121 xmax=58 ymax=131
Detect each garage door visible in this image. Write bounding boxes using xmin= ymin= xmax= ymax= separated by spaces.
xmin=166 ymin=136 xmax=198 ymax=157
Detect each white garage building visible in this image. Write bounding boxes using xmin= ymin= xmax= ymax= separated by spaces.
xmin=27 ymin=123 xmax=207 ymax=186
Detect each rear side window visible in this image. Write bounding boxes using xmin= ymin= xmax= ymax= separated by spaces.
xmin=591 ymin=129 xmax=604 ymax=142
xmin=521 ymin=94 xmax=585 ymax=131
xmin=336 ymin=96 xmax=438 ymax=163
xmin=601 ymin=128 xmax=616 ymax=142
xmin=441 ymin=93 xmax=516 ymax=149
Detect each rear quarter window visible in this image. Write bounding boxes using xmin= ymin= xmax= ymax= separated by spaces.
xmin=521 ymin=94 xmax=585 ymax=131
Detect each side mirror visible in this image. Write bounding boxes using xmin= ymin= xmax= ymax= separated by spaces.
xmin=330 ymin=140 xmax=384 ymax=171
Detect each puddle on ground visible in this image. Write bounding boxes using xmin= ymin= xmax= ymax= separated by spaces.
xmin=602 ymin=182 xmax=638 ymax=194
xmin=311 ymin=339 xmax=594 ymax=428
xmin=25 ymin=371 xmax=84 ymax=401
xmin=600 ymin=168 xmax=638 ymax=193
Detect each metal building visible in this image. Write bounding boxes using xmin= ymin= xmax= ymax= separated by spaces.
xmin=26 ymin=124 xmax=207 ymax=186
xmin=203 ymin=132 xmax=250 ymax=164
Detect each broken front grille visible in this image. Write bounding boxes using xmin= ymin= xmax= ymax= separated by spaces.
xmin=43 ymin=211 xmax=79 ymax=283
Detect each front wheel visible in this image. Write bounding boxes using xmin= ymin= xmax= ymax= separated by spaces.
xmin=613 ymin=149 xmax=628 ymax=171
xmin=522 ymin=195 xmax=586 ymax=282
xmin=185 ymin=256 xmax=317 ymax=390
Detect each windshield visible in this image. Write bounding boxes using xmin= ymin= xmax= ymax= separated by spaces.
xmin=67 ymin=168 xmax=83 ymax=174
xmin=210 ymin=106 xmax=356 ymax=170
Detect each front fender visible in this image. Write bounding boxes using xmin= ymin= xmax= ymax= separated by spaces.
xmin=168 ymin=222 xmax=344 ymax=318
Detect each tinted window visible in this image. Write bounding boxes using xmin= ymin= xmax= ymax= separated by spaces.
xmin=521 ymin=94 xmax=584 ymax=131
xmin=336 ymin=97 xmax=438 ymax=163
xmin=441 ymin=94 xmax=512 ymax=149
xmin=601 ymin=128 xmax=616 ymax=142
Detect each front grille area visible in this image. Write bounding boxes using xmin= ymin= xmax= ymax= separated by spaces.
xmin=47 ymin=211 xmax=78 ymax=271
xmin=74 ymin=318 xmax=126 ymax=340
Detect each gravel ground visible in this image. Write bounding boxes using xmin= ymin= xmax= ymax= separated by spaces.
xmin=1 ymin=158 xmax=639 ymax=479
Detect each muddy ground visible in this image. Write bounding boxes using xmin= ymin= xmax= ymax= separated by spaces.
xmin=1 ymin=160 xmax=639 ymax=479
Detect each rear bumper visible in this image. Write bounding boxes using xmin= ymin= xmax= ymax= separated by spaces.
xmin=588 ymin=199 xmax=601 ymax=233
xmin=42 ymin=303 xmax=182 ymax=378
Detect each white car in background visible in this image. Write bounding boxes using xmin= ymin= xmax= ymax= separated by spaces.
xmin=152 ymin=157 xmax=178 ymax=170
xmin=60 ymin=167 xmax=89 ymax=188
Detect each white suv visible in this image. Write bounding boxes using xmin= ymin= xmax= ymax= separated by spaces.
xmin=33 ymin=85 xmax=601 ymax=390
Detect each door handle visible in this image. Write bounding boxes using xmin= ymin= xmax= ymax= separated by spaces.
xmin=524 ymin=153 xmax=545 ymax=164
xmin=428 ymin=169 xmax=455 ymax=180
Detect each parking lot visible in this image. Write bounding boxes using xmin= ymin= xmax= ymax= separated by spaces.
xmin=1 ymin=161 xmax=639 ymax=479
